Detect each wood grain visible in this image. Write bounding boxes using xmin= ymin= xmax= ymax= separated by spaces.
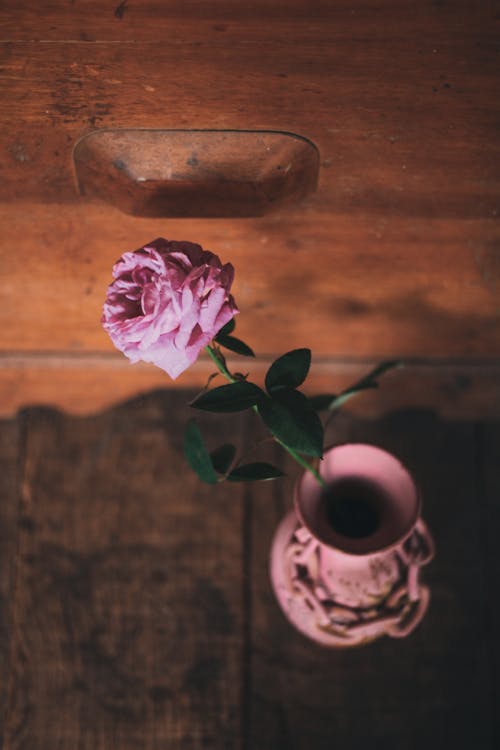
xmin=1 ymin=392 xmax=499 ymax=747
xmin=0 ymin=0 xmax=499 ymax=412
xmin=2 ymin=204 xmax=498 ymax=359
xmin=0 ymin=418 xmax=19 ymax=749
xmin=2 ymin=355 xmax=500 ymax=419
xmin=1 ymin=0 xmax=496 ymax=42
xmin=3 ymin=393 xmax=246 ymax=750
xmin=0 ymin=0 xmax=497 ymax=210
xmin=481 ymin=424 xmax=500 ymax=749
xmin=249 ymin=411 xmax=496 ymax=748
xmin=1 ymin=21 xmax=498 ymax=210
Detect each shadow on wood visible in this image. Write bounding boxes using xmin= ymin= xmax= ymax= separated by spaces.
xmin=0 ymin=395 xmax=498 ymax=748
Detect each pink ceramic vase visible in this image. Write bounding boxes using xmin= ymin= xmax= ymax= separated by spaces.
xmin=270 ymin=444 xmax=434 ymax=647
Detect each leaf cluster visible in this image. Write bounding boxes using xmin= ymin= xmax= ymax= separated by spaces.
xmin=184 ymin=321 xmax=324 ymax=483
xmin=308 ymin=360 xmax=403 ymax=413
xmin=214 ymin=319 xmax=255 ymax=358
xmin=184 ymin=420 xmax=284 ymax=484
xmin=184 ymin=317 xmax=402 ymax=485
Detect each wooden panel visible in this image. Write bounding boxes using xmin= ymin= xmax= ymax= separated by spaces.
xmin=1 ymin=0 xmax=497 ymax=41
xmin=0 ymin=419 xmax=19 ymax=748
xmin=1 ymin=204 xmax=498 ymax=358
xmin=1 ymin=391 xmax=499 ymax=747
xmin=2 ymin=355 xmax=500 ymax=419
xmin=1 ymin=18 xmax=498 ymax=210
xmin=249 ymin=411 xmax=495 ymax=748
xmin=0 ymin=0 xmax=499 ymax=413
xmin=3 ymin=394 xmax=246 ymax=750
xmin=482 ymin=424 xmax=500 ymax=748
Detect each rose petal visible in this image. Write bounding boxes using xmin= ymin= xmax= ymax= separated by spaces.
xmin=102 ymin=238 xmax=238 ymax=379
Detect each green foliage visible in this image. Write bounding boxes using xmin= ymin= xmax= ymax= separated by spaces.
xmin=308 ymin=393 xmax=338 ymax=411
xmin=258 ymin=388 xmax=324 ymax=457
xmin=190 ymin=381 xmax=265 ymax=412
xmin=191 ymin=336 xmax=400 ymax=487
xmin=216 ymin=319 xmax=235 ymax=337
xmin=184 ymin=423 xmax=283 ymax=484
xmin=227 ymin=462 xmax=285 ymax=482
xmin=326 ymin=386 xmax=376 ymax=410
xmin=363 ymin=360 xmax=403 ymax=381
xmin=309 ymin=360 xmax=403 ymax=412
xmin=215 ymin=334 xmax=255 ymax=357
xmin=210 ymin=443 xmax=236 ymax=474
xmin=265 ymin=348 xmax=311 ymax=393
xmin=183 ymin=420 xmax=218 ymax=484
xmin=215 ymin=318 xmax=255 ymax=357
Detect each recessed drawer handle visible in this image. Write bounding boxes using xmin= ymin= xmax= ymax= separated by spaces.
xmin=73 ymin=129 xmax=319 ymax=218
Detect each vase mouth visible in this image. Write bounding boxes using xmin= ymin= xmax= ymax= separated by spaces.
xmin=294 ymin=443 xmax=422 ymax=556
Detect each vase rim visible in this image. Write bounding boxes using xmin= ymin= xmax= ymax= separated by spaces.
xmin=294 ymin=442 xmax=422 ymax=556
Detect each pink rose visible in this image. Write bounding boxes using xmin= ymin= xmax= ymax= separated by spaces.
xmin=102 ymin=238 xmax=238 ymax=379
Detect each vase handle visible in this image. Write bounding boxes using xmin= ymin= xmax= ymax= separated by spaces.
xmin=414 ymin=518 xmax=435 ymax=563
xmin=387 ymin=585 xmax=431 ymax=638
xmin=400 ymin=517 xmax=434 ymax=601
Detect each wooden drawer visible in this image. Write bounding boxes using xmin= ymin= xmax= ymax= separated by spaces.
xmin=1 ymin=0 xmax=499 ymax=415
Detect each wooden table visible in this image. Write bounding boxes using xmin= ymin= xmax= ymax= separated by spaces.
xmin=1 ymin=393 xmax=498 ymax=749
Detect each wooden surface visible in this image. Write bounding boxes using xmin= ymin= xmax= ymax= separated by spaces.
xmin=2 ymin=354 xmax=500 ymax=420
xmin=0 ymin=0 xmax=499 ymax=414
xmin=0 ymin=420 xmax=18 ymax=748
xmin=0 ymin=392 xmax=498 ymax=749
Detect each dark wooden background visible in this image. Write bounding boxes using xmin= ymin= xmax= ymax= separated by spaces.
xmin=0 ymin=0 xmax=499 ymax=416
xmin=0 ymin=394 xmax=499 ymax=749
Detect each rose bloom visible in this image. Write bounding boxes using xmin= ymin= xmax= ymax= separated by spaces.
xmin=102 ymin=238 xmax=238 ymax=379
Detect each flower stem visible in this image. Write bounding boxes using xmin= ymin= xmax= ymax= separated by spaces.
xmin=206 ymin=344 xmax=235 ymax=382
xmin=205 ymin=345 xmax=325 ymax=486
xmin=275 ymin=439 xmax=325 ymax=486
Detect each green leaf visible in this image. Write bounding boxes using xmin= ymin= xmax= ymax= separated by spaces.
xmin=325 ymin=360 xmax=403 ymax=411
xmin=216 ymin=334 xmax=255 ymax=357
xmin=190 ymin=381 xmax=265 ymax=412
xmin=216 ymin=319 xmax=236 ymax=337
xmin=258 ymin=389 xmax=324 ymax=457
xmin=183 ymin=420 xmax=218 ymax=484
xmin=265 ymin=348 xmax=312 ymax=394
xmin=308 ymin=393 xmax=338 ymax=411
xmin=326 ymin=384 xmax=377 ymax=410
xmin=227 ymin=462 xmax=285 ymax=482
xmin=355 ymin=360 xmax=403 ymax=388
xmin=210 ymin=443 xmax=236 ymax=474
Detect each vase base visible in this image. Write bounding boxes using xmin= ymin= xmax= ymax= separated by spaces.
xmin=270 ymin=511 xmax=431 ymax=648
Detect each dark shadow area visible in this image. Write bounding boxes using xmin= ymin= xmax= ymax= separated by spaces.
xmin=0 ymin=398 xmax=498 ymax=748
